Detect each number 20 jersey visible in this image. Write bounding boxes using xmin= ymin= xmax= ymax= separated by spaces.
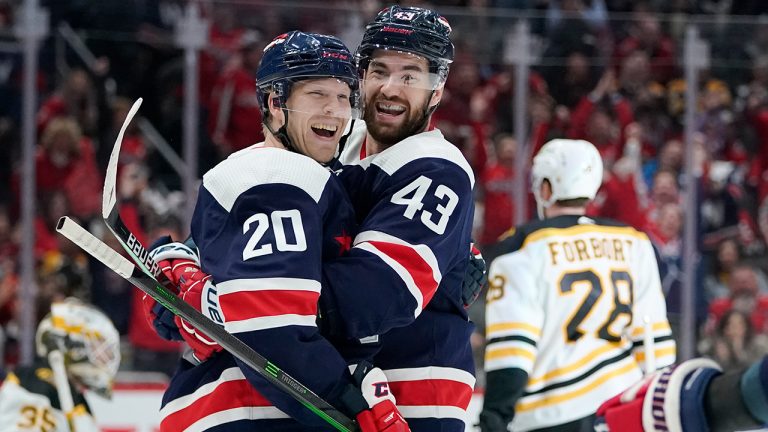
xmin=160 ymin=144 xmax=360 ymax=431
xmin=485 ymin=215 xmax=676 ymax=431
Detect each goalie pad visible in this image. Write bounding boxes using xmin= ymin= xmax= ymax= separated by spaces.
xmin=595 ymin=358 xmax=721 ymax=432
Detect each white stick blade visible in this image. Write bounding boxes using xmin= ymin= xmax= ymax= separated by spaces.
xmin=56 ymin=216 xmax=135 ymax=279
xmin=102 ymin=98 xmax=143 ymax=218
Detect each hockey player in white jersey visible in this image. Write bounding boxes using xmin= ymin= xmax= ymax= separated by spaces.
xmin=479 ymin=139 xmax=676 ymax=432
xmin=0 ymin=298 xmax=120 ymax=432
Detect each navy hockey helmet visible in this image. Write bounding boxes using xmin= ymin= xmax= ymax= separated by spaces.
xmin=256 ymin=31 xmax=359 ymax=119
xmin=356 ymin=5 xmax=454 ymax=83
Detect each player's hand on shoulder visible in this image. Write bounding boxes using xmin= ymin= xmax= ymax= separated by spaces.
xmin=350 ymin=362 xmax=411 ymax=432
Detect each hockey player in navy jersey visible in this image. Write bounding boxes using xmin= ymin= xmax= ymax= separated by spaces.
xmin=318 ymin=6 xmax=478 ymax=432
xmin=150 ymin=31 xmax=410 ymax=432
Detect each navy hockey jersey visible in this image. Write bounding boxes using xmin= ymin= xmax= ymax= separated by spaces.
xmin=324 ymin=123 xmax=477 ymax=430
xmin=159 ymin=144 xmax=359 ymax=431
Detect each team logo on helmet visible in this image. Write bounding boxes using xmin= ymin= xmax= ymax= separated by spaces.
xmin=437 ymin=16 xmax=452 ymax=33
xmin=264 ymin=33 xmax=288 ymax=52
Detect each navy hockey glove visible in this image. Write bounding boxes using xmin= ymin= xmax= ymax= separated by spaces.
xmin=350 ymin=362 xmax=410 ymax=432
xmin=462 ymin=243 xmax=487 ymax=309
xmin=141 ymin=235 xmax=183 ymax=341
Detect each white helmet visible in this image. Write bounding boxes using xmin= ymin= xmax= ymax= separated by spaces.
xmin=531 ymin=139 xmax=603 ymax=218
xmin=36 ymin=298 xmax=121 ymax=398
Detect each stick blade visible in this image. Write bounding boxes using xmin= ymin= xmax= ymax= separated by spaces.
xmin=103 ymin=98 xmax=143 ymax=219
xmin=56 ymin=216 xmax=135 ymax=279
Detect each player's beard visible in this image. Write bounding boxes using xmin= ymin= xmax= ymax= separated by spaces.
xmin=363 ymin=95 xmax=430 ymax=150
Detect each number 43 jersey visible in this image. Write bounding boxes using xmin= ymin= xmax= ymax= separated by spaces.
xmin=485 ymin=215 xmax=676 ymax=431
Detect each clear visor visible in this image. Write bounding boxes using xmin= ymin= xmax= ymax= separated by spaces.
xmin=361 ymin=50 xmax=445 ymax=92
xmin=278 ymin=76 xmax=361 ymax=120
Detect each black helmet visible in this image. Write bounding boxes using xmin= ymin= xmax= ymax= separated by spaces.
xmin=357 ymin=5 xmax=454 ymax=82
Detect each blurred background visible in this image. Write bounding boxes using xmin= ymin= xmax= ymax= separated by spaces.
xmin=2 ymin=0 xmax=768 ymax=429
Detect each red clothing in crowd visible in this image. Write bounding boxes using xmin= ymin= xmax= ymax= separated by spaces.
xmin=587 ymin=173 xmax=648 ymax=231
xmin=207 ymin=65 xmax=264 ymax=153
xmin=708 ymin=297 xmax=768 ymax=334
xmin=121 ymin=202 xmax=181 ymax=353
xmin=479 ymin=163 xmax=515 ymax=246
xmin=567 ymin=96 xmax=635 ymax=164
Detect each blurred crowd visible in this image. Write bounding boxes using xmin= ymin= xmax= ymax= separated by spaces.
xmin=1 ymin=0 xmax=768 ymax=379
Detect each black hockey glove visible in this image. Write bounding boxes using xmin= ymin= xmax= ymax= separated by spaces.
xmin=462 ymin=243 xmax=487 ymax=309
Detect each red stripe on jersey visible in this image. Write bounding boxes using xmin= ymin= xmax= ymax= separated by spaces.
xmin=368 ymin=240 xmax=439 ymax=305
xmin=220 ymin=290 xmax=320 ymax=321
xmin=161 ymin=378 xmax=272 ymax=431
xmin=389 ymin=379 xmax=473 ymax=409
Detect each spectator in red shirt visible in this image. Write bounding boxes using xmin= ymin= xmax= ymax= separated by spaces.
xmin=479 ymin=134 xmax=517 ymax=251
xmin=614 ymin=9 xmax=676 ymax=83
xmin=36 ymin=68 xmax=98 ymax=136
xmin=35 ymin=117 xmax=102 ymax=220
xmin=207 ymin=32 xmax=264 ymax=158
xmin=707 ymin=264 xmax=768 ymax=334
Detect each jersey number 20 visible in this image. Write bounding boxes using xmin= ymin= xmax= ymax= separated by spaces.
xmin=391 ymin=175 xmax=458 ymax=235
xmin=560 ymin=270 xmax=633 ymax=343
xmin=243 ymin=209 xmax=307 ymax=260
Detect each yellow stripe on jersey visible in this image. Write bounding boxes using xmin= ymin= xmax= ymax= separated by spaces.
xmin=485 ymin=346 xmax=536 ymax=362
xmin=631 ymin=321 xmax=671 ymax=337
xmin=527 ymin=342 xmax=628 ymax=387
xmin=517 ymin=361 xmax=638 ymax=412
xmin=486 ymin=322 xmax=542 ymax=337
xmin=5 ymin=372 xmax=19 ymax=385
xmin=522 ymin=225 xmax=648 ymax=249
xmin=635 ymin=346 xmax=676 ymax=363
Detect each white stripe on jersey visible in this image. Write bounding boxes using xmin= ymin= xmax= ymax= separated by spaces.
xmin=217 ymin=278 xmax=322 ymax=295
xmin=186 ymin=407 xmax=290 ymax=432
xmin=398 ymin=405 xmax=469 ymax=422
xmin=371 ymin=129 xmax=475 ymax=187
xmin=224 ymin=314 xmax=317 ymax=333
xmin=203 ymin=146 xmax=331 ymax=211
xmin=355 ymin=242 xmax=426 ymax=316
xmin=160 ymin=367 xmax=245 ymax=417
xmin=384 ymin=366 xmax=476 ymax=388
xmin=355 ymin=231 xmax=442 ymax=284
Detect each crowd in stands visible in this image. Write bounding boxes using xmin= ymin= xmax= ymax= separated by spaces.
xmin=1 ymin=0 xmax=768 ymax=379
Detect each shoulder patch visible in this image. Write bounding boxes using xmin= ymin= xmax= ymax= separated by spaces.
xmin=203 ymin=147 xmax=331 ymax=211
xmin=372 ymin=129 xmax=475 ymax=187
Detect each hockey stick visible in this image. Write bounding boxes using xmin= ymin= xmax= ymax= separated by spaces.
xmin=56 ymin=216 xmax=358 ymax=432
xmin=99 ymin=98 xmax=357 ymax=430
xmin=48 ymin=349 xmax=76 ymax=431
xmin=101 ymin=98 xmax=162 ymax=279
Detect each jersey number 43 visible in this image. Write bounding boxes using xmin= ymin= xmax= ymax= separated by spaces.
xmin=391 ymin=175 xmax=458 ymax=235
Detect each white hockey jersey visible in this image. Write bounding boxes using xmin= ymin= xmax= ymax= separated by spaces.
xmin=0 ymin=366 xmax=97 ymax=432
xmin=484 ymin=215 xmax=676 ymax=431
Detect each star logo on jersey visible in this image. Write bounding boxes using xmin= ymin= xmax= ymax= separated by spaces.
xmin=334 ymin=230 xmax=353 ymax=254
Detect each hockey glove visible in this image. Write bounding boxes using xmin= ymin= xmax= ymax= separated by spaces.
xmin=141 ymin=235 xmax=187 ymax=341
xmin=462 ymin=243 xmax=487 ymax=309
xmin=351 ymin=362 xmax=410 ymax=432
xmin=595 ymin=358 xmax=722 ymax=432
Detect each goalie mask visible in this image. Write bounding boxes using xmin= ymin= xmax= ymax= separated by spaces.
xmin=531 ymin=139 xmax=603 ymax=219
xmin=36 ymin=298 xmax=121 ymax=398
